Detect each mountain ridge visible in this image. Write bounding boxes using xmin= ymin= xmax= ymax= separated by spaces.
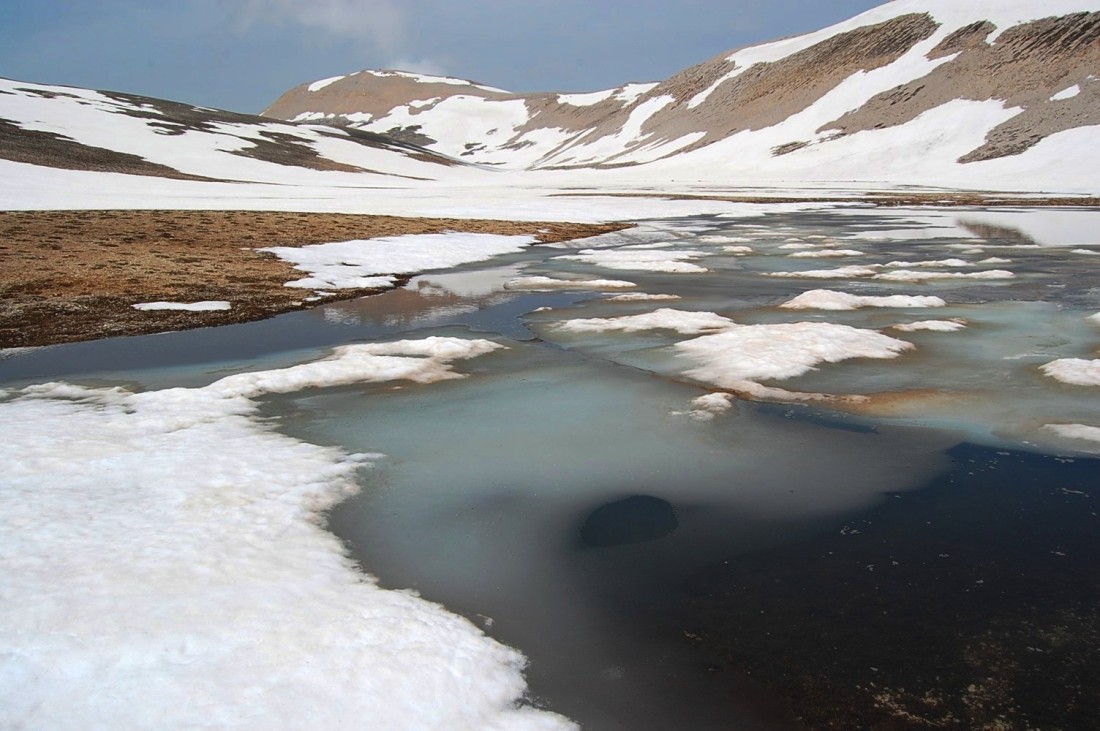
xmin=262 ymin=0 xmax=1100 ymax=187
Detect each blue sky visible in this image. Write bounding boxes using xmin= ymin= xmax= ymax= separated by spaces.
xmin=1 ymin=0 xmax=884 ymax=114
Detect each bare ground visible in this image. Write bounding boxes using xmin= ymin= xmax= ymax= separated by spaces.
xmin=0 ymin=210 xmax=628 ymax=348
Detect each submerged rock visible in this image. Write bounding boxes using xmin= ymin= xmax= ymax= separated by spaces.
xmin=581 ymin=494 xmax=678 ymax=547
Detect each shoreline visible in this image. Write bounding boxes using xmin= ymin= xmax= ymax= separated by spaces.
xmin=551 ymin=191 xmax=1100 ymax=207
xmin=0 ymin=210 xmax=628 ymax=348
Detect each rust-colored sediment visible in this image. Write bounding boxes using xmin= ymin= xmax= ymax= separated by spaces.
xmin=0 ymin=210 xmax=629 ymax=348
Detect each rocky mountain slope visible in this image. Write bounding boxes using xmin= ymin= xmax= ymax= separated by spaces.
xmin=263 ymin=0 xmax=1100 ymax=185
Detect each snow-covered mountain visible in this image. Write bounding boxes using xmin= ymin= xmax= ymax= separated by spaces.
xmin=264 ymin=0 xmax=1100 ymax=188
xmin=0 ymin=77 xmax=468 ymax=187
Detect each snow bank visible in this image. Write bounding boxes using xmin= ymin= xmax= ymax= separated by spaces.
xmin=261 ymin=233 xmax=537 ymax=292
xmin=1041 ymin=358 xmax=1100 ymax=387
xmin=0 ymin=338 xmax=573 ymax=731
xmin=780 ymin=289 xmax=946 ymax=311
xmin=132 ymin=300 xmax=231 ymax=311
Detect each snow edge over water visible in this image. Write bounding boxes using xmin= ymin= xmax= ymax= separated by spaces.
xmin=0 ymin=337 xmax=575 ymax=731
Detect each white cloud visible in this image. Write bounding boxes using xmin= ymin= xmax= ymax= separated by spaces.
xmin=239 ymin=0 xmax=405 ymax=50
xmin=385 ymin=56 xmax=449 ymax=76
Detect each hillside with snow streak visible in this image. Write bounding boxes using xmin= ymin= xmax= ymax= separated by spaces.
xmin=265 ymin=0 xmax=1100 ymax=191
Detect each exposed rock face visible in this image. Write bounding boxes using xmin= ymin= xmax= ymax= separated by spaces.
xmin=262 ymin=3 xmax=1100 ymax=173
xmin=638 ymin=14 xmax=940 ymax=152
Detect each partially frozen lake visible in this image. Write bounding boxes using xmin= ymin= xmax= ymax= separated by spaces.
xmin=3 ymin=206 xmax=1100 ymax=729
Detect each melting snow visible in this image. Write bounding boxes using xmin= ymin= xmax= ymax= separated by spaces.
xmin=260 ymin=233 xmax=536 ymax=292
xmin=0 ymin=338 xmax=574 ymax=730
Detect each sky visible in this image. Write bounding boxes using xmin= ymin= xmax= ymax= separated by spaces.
xmin=1 ymin=0 xmax=884 ymax=114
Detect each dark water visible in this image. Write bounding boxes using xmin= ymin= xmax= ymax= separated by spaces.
xmin=681 ymin=442 xmax=1100 ymax=729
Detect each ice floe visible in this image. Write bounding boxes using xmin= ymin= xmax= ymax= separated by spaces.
xmin=787 ymin=249 xmax=865 ymax=258
xmin=780 ymin=289 xmax=946 ymax=311
xmin=558 ymin=248 xmax=709 ymax=273
xmin=874 ymin=269 xmax=1015 ymax=282
xmin=675 ymin=322 xmax=913 ymax=388
xmin=890 ymin=320 xmax=967 ymax=332
xmin=1041 ymin=358 xmax=1100 ymax=387
xmin=503 ymin=276 xmax=637 ymax=290
xmin=556 ymin=308 xmax=733 ymax=335
xmin=672 ymin=392 xmax=737 ymax=421
xmin=767 ymin=265 xmax=881 ymax=279
xmin=604 ymin=293 xmax=682 ymax=302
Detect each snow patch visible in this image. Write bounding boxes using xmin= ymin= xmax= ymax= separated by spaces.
xmin=557 ymin=90 xmax=616 ymax=107
xmin=308 ymin=76 xmax=346 ymax=92
xmin=132 ymin=301 xmax=231 ymax=312
xmin=1051 ymin=85 xmax=1081 ymax=101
